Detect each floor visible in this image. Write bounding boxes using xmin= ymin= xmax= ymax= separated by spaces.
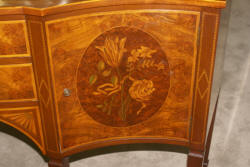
xmin=1 ymin=0 xmax=250 ymax=167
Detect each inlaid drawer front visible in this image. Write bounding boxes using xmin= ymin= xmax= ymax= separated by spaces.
xmin=0 ymin=21 xmax=29 ymax=56
xmin=46 ymin=10 xmax=200 ymax=149
xmin=0 ymin=64 xmax=37 ymax=101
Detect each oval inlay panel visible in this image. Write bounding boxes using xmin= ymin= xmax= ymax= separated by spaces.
xmin=77 ymin=27 xmax=170 ymax=127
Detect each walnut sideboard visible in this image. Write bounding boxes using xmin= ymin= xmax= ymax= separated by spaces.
xmin=0 ymin=0 xmax=230 ymax=167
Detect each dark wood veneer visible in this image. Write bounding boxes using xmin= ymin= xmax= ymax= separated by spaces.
xmin=0 ymin=0 xmax=229 ymax=166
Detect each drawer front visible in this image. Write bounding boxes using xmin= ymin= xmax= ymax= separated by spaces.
xmin=46 ymin=10 xmax=200 ymax=150
xmin=0 ymin=21 xmax=36 ymax=101
xmin=0 ymin=21 xmax=29 ymax=56
xmin=0 ymin=64 xmax=37 ymax=101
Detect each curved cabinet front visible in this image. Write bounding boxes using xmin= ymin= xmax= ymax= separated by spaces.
xmin=0 ymin=20 xmax=45 ymax=154
xmin=45 ymin=10 xmax=200 ymax=151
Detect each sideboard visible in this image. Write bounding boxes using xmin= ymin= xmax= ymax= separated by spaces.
xmin=0 ymin=0 xmax=230 ymax=167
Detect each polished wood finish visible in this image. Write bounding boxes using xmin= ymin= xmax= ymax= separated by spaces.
xmin=0 ymin=0 xmax=226 ymax=16
xmin=190 ymin=11 xmax=220 ymax=150
xmin=0 ymin=0 xmax=228 ymax=167
xmin=0 ymin=64 xmax=36 ymax=101
xmin=27 ymin=17 xmax=61 ymax=155
xmin=0 ymin=21 xmax=29 ymax=55
xmin=46 ymin=10 xmax=199 ymax=150
xmin=0 ymin=19 xmax=45 ymax=154
xmin=0 ymin=107 xmax=45 ymax=153
xmin=0 ymin=0 xmax=226 ymax=8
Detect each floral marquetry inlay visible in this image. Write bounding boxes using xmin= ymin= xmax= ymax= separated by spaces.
xmin=77 ymin=27 xmax=170 ymax=127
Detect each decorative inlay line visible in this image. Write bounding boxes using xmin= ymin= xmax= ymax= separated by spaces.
xmin=197 ymin=71 xmax=209 ymax=99
xmin=28 ymin=19 xmax=60 ymax=151
xmin=190 ymin=12 xmax=220 ymax=146
xmin=0 ymin=54 xmax=30 ymax=58
xmin=38 ymin=79 xmax=51 ymax=107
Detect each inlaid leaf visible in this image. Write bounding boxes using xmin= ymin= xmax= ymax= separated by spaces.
xmin=89 ymin=74 xmax=97 ymax=85
xmin=96 ymin=104 xmax=103 ymax=108
xmin=102 ymin=70 xmax=111 ymax=77
xmin=97 ymin=60 xmax=105 ymax=71
xmin=111 ymin=75 xmax=118 ymax=85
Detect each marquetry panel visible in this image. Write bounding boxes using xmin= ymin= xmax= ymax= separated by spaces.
xmin=0 ymin=21 xmax=29 ymax=56
xmin=46 ymin=10 xmax=200 ymax=150
xmin=190 ymin=12 xmax=220 ymax=148
xmin=0 ymin=107 xmax=45 ymax=154
xmin=0 ymin=64 xmax=37 ymax=101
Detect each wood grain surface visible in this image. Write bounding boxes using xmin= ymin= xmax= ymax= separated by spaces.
xmin=0 ymin=21 xmax=29 ymax=55
xmin=0 ymin=0 xmax=226 ymax=8
xmin=0 ymin=1 xmax=227 ymax=165
xmin=0 ymin=107 xmax=45 ymax=154
xmin=0 ymin=64 xmax=37 ymax=101
xmin=46 ymin=10 xmax=200 ymax=150
xmin=0 ymin=0 xmax=226 ymax=16
xmin=27 ymin=18 xmax=61 ymax=155
xmin=190 ymin=12 xmax=220 ymax=150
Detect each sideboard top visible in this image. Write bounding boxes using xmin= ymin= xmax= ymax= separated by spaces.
xmin=0 ymin=0 xmax=226 ymax=16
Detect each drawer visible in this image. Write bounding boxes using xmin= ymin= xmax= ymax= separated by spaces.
xmin=46 ymin=10 xmax=200 ymax=150
xmin=0 ymin=20 xmax=36 ymax=102
xmin=0 ymin=64 xmax=37 ymax=101
xmin=0 ymin=21 xmax=29 ymax=56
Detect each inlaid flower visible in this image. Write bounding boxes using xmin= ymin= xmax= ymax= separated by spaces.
xmin=129 ymin=79 xmax=156 ymax=114
xmin=96 ymin=36 xmax=127 ymax=68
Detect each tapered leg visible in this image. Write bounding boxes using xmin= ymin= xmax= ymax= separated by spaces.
xmin=48 ymin=157 xmax=70 ymax=167
xmin=187 ymin=150 xmax=204 ymax=167
xmin=203 ymin=96 xmax=219 ymax=167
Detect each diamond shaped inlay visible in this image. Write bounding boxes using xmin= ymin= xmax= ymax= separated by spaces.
xmin=198 ymin=71 xmax=209 ymax=99
xmin=39 ymin=79 xmax=50 ymax=107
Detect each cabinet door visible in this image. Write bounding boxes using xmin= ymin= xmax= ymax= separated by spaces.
xmin=46 ymin=10 xmax=200 ymax=150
